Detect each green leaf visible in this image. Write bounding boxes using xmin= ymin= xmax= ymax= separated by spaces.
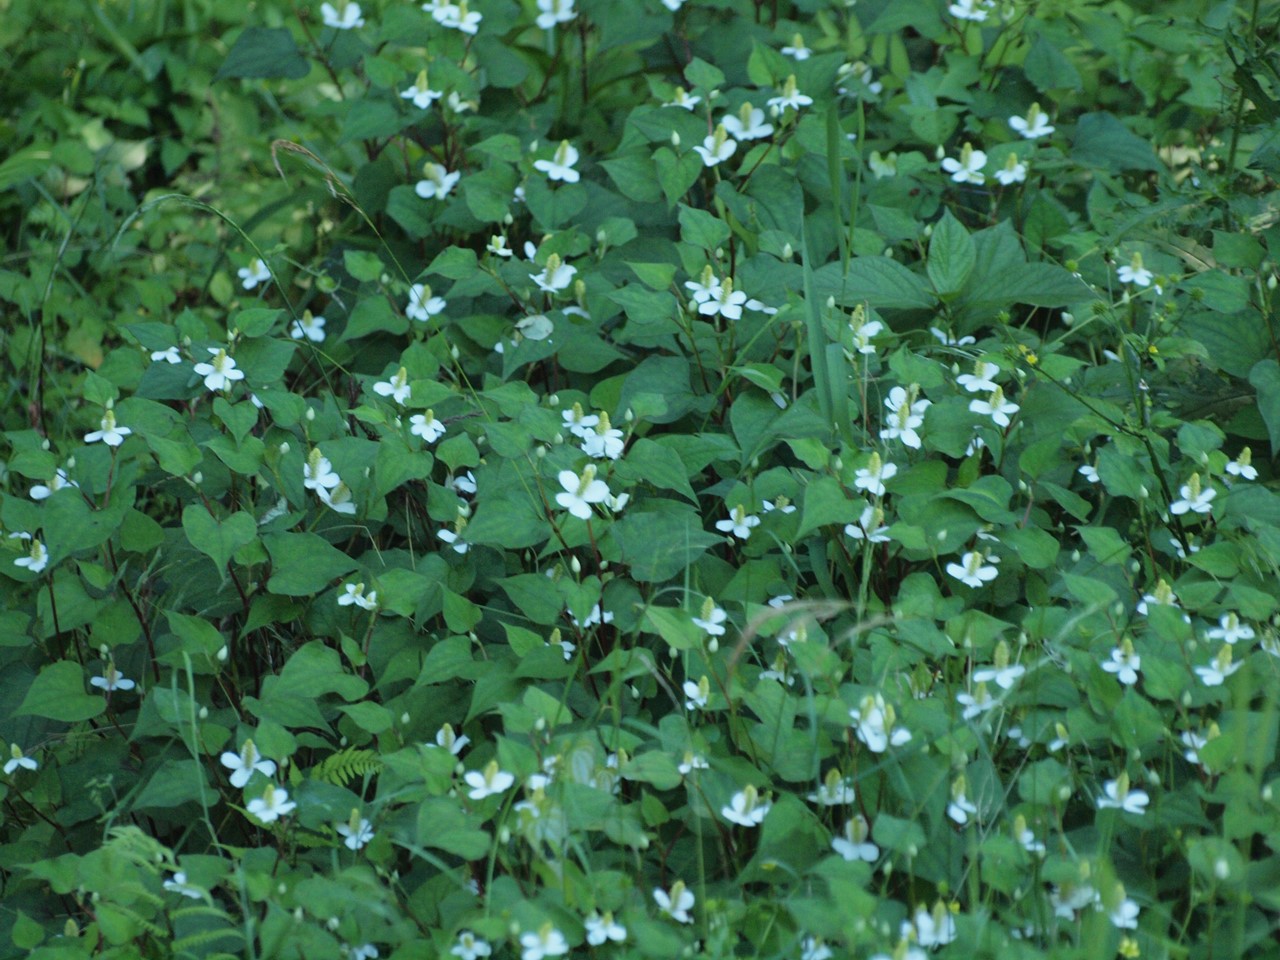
xmin=926 ymin=211 xmax=976 ymax=296
xmin=679 ymin=205 xmax=730 ymax=250
xmin=797 ymin=476 xmax=860 ymax=540
xmin=1250 ymin=359 xmax=1280 ymax=454
xmin=132 ymin=759 xmax=209 ymax=811
xmin=614 ymin=506 xmax=721 ymax=582
xmin=0 ymin=144 xmax=53 ymax=193
xmin=182 ymin=506 xmax=257 ymax=575
xmin=15 ymin=660 xmax=105 ymax=722
xmin=264 ymin=533 xmax=359 ymax=596
xmin=1023 ymin=34 xmax=1083 ymax=91
xmin=1070 ymin=112 xmax=1162 ymax=172
xmin=386 ymin=185 xmax=436 ymax=239
xmin=215 ymin=28 xmax=309 ymax=81
xmin=826 ymin=257 xmax=935 ymax=310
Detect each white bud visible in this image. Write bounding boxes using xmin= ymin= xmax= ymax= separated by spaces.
xmin=548 ymin=393 xmax=560 ymax=406
xmin=1071 ymin=549 xmax=1081 ymax=562
xmin=534 ymin=716 xmax=546 ymax=732
xmin=400 ymin=712 xmax=411 ymax=726
xmin=199 ymin=706 xmax=209 ymax=719
xmin=499 ymin=826 xmax=511 ymax=843
xmin=279 ymin=441 xmax=290 ymax=455
xmin=826 ymin=295 xmax=836 ymax=309
xmin=935 ymin=145 xmax=946 ymax=160
xmin=708 ymin=637 xmax=719 ymax=653
xmin=1061 ymin=312 xmax=1074 ymax=326
xmin=1018 ymin=479 xmax=1029 ymax=492
xmin=922 ymin=224 xmax=933 ymax=238
xmin=782 ymin=243 xmax=793 ymax=260
xmin=1270 ymin=275 xmax=1278 ymax=290
xmin=1214 ymin=858 xmax=1230 ymax=880
xmin=192 ymin=472 xmax=203 ymax=485
xmin=1057 ymin=784 xmax=1072 ymax=802
xmin=41 ymin=439 xmax=51 ymax=451
xmin=217 ymin=645 xmax=228 ymax=662
xmin=326 ymin=917 xmax=340 ymax=931
xmin=671 ymin=131 xmax=680 ymax=147
xmin=450 ymin=345 xmax=460 ymax=360
xmin=293 ymin=907 xmax=304 ymax=923
xmin=1138 ymin=485 xmax=1149 ymax=499
xmin=570 ymin=556 xmax=582 ymax=575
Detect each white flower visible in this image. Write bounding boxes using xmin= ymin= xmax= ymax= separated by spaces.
xmin=694 ymin=125 xmax=737 ymax=167
xmin=1102 ymin=639 xmax=1140 ymax=684
xmin=1206 ymin=612 xmax=1254 ymax=645
xmin=683 ymin=676 xmax=710 ymax=710
xmin=831 ymin=815 xmax=878 ymax=862
xmin=868 ymin=150 xmax=897 ymax=179
xmin=435 ymin=0 xmax=481 ymax=33
xmin=837 ymin=61 xmax=883 ymax=98
xmin=303 ymin=449 xmax=341 ymax=491
xmin=692 ymin=597 xmax=728 ymax=636
xmin=317 ymin=482 xmax=357 ymax=515
xmin=969 ymin=386 xmax=1019 ymax=427
xmin=247 ymin=784 xmax=297 ymax=824
xmin=406 ymin=283 xmax=447 ymax=321
xmin=1226 ymin=447 xmax=1258 ymax=480
xmin=569 ymin=603 xmax=613 ymax=628
xmin=907 ymin=903 xmax=958 ymax=947
xmin=845 ymin=502 xmax=891 ymax=543
xmin=767 ymin=75 xmax=813 ymax=113
xmin=930 ymin=326 xmax=976 ymax=347
xmin=238 ymin=259 xmax=271 ymax=290
xmin=220 ymin=739 xmax=276 ymax=788
xmin=4 ymin=744 xmax=37 ymax=776
xmin=721 ymin=785 xmax=771 ymax=826
xmin=346 ymin=945 xmax=378 ymax=960
xmin=321 ymin=1 xmax=365 ymax=28
xmin=337 ymin=815 xmax=375 ymax=850
xmin=854 ymin=454 xmax=897 ymax=497
xmin=415 ymin=162 xmax=461 ymax=201
xmin=956 ymin=360 xmax=1000 ymax=393
xmin=451 ymin=471 xmax=478 ymax=495
xmin=654 ymin=881 xmax=695 ymax=923
xmin=151 ymin=346 xmax=182 ymax=364
xmin=373 ymin=366 xmax=412 ymax=405
xmin=555 ymin=465 xmax=610 ymax=520
xmin=762 ymin=497 xmax=797 ymax=514
xmin=410 ymin=411 xmax=446 ymax=444
xmin=450 ymin=932 xmax=492 ymax=960
xmin=880 ymin=385 xmax=930 ymax=449
xmin=1194 ymin=646 xmax=1242 ymax=687
xmin=677 ymin=752 xmax=708 ymax=775
xmin=1117 ymin=252 xmax=1153 ymax=287
xmin=946 ymin=551 xmax=999 ymax=589
xmin=401 ymin=69 xmax=443 ymax=109
xmin=14 ymin=538 xmax=49 ymax=574
xmin=1079 ymin=463 xmax=1100 ymax=483
xmin=1170 ymin=473 xmax=1215 ymax=515
xmin=85 ymin=409 xmax=132 ymax=446
xmin=698 ymin=278 xmax=749 ymax=320
xmin=1136 ymin=579 xmax=1181 ymax=616
xmin=1008 ymin=103 xmax=1055 ymax=139
xmin=438 ymin=520 xmax=469 ymax=554
xmin=430 ymin=723 xmax=470 ymax=755
xmin=781 ymin=35 xmax=811 ymax=60
xmin=465 ymin=760 xmax=515 ymax=799
xmin=486 ymin=235 xmax=514 ymax=257
xmin=994 ymin=154 xmax=1027 ymax=186
xmin=850 ymin=693 xmax=911 ymax=753
xmin=1110 ymin=897 xmax=1140 ymax=930
xmin=849 ymin=314 xmax=885 ymax=354
xmin=162 ymin=871 xmax=203 ymax=899
xmin=941 ymin=143 xmax=987 ymax=184
xmin=339 ymin=582 xmax=378 ymax=611
xmin=1050 ymin=883 xmax=1099 ymax=919
xmin=663 ymin=86 xmax=701 ymax=110
xmin=534 ymin=0 xmax=576 ymax=29
xmin=562 ymin=403 xmax=600 ymax=438
xmin=947 ymin=778 xmax=978 ymax=824
xmin=949 ymin=0 xmax=995 ymax=20
xmin=722 ymin=104 xmax=773 ymax=141
xmin=90 ymin=664 xmax=136 ymax=693
xmin=972 ymin=642 xmax=1024 ymax=689
xmin=956 ymin=682 xmax=998 ymax=720
xmin=534 ymin=140 xmax=580 ymax=182
xmin=193 ymin=348 xmax=245 ymax=393
xmin=520 ymin=923 xmax=568 ymax=960
xmin=1096 ymin=773 xmax=1149 ymax=814
xmin=585 ymin=912 xmax=626 ymax=946
xmin=289 ymin=312 xmax=327 ymax=342
xmin=808 ymin=771 xmax=855 ymax=806
xmin=531 ymin=254 xmax=577 ymax=293
xmin=581 ymin=414 xmax=625 ymax=459
xmin=716 ymin=504 xmax=760 ymax=540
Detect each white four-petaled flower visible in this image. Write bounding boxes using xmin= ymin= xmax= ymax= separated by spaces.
xmin=401 ymin=69 xmax=443 ymax=109
xmin=1170 ymin=473 xmax=1215 ymax=515
xmin=694 ymin=125 xmax=737 ymax=167
xmin=715 ymin=504 xmax=760 ymax=540
xmin=339 ymin=582 xmax=378 ymax=611
xmin=721 ymin=785 xmax=771 ymax=826
xmin=373 ymin=367 xmax=412 ymax=405
xmin=321 ymin=1 xmax=365 ymax=28
xmin=880 ymin=385 xmax=930 ymax=449
xmin=941 ymin=143 xmax=987 ymax=184
xmin=585 ymin=912 xmax=626 ymax=946
xmin=220 ymin=739 xmax=278 ymax=788
xmin=415 ymin=163 xmax=461 ymax=201
xmin=465 ymin=760 xmax=515 ymax=799
xmin=534 ymin=0 xmax=576 ymax=30
xmin=1096 ymin=773 xmax=1149 ymax=814
xmin=534 ymin=140 xmax=580 ymax=182
xmin=238 ymin=259 xmax=271 ymax=290
xmin=555 ymin=466 xmax=610 ymax=520
xmin=193 ymin=348 xmax=245 ymax=393
xmin=946 ymin=551 xmax=999 ymax=588
xmin=410 ymin=411 xmax=446 ymax=444
xmin=85 ymin=409 xmax=132 ymax=447
xmin=1117 ymin=252 xmax=1153 ymax=287
xmin=969 ymin=386 xmax=1019 ymax=427
xmin=247 ymin=784 xmax=297 ymax=823
xmin=654 ymin=881 xmax=695 ymax=923
xmin=14 ymin=538 xmax=49 ymax=574
xmin=336 ymin=814 xmax=375 ymax=850
xmin=850 ymin=693 xmax=911 ymax=752
xmin=4 ymin=744 xmax=37 ymax=776
xmin=1009 ymin=103 xmax=1055 ymax=139
xmin=290 ymin=312 xmax=327 ymax=342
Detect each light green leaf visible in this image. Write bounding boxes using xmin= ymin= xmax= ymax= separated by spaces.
xmin=15 ymin=660 xmax=105 ymax=722
xmin=182 ymin=507 xmax=257 ymax=575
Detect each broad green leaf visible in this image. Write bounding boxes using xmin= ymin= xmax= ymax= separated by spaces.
xmin=182 ymin=506 xmax=257 ymax=574
xmin=15 ymin=661 xmax=105 ymax=722
xmin=926 ymin=211 xmax=975 ymax=296
xmin=215 ymin=27 xmax=309 ymax=81
xmin=264 ymin=533 xmax=359 ymax=595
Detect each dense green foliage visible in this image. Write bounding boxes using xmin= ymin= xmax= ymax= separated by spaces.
xmin=6 ymin=0 xmax=1280 ymax=958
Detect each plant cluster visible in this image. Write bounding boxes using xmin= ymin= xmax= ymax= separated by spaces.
xmin=5 ymin=0 xmax=1280 ymax=958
